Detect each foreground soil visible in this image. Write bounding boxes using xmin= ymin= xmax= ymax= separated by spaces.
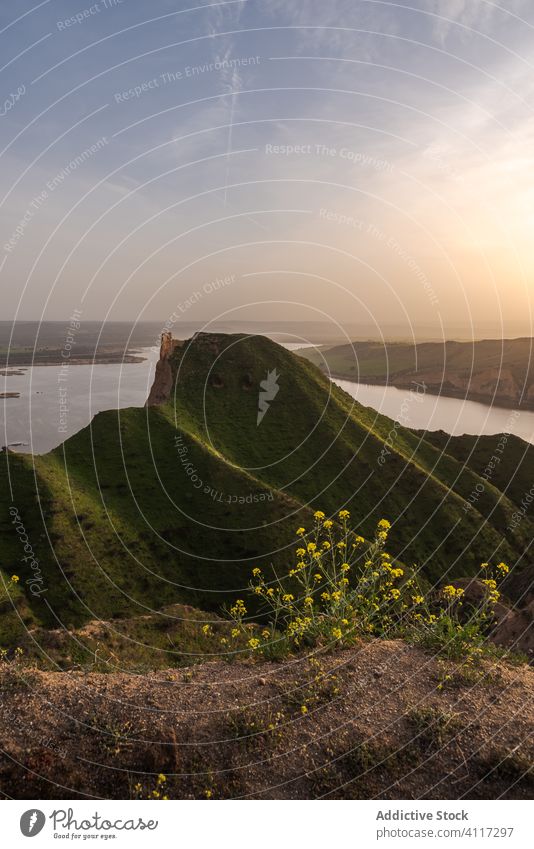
xmin=0 ymin=640 xmax=532 ymax=800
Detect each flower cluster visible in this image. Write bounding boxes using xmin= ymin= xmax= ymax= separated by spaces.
xmin=228 ymin=512 xmax=428 ymax=654
xmin=226 ymin=509 xmax=511 ymax=663
xmin=133 ymin=773 xmax=169 ymax=800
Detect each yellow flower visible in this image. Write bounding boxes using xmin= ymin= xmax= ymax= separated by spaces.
xmin=230 ymin=599 xmax=247 ymax=617
xmin=201 ymin=624 xmax=212 ymax=635
xmin=296 ymin=527 xmax=305 ymax=536
xmin=354 ymin=535 xmax=365 ymax=545
xmin=389 ymin=588 xmax=400 ymax=600
xmin=205 ymin=789 xmax=212 ymax=799
xmin=339 ymin=577 xmax=349 ymax=586
xmin=220 ymin=637 xmax=228 ymax=645
xmin=266 ymin=588 xmax=274 ymax=597
xmin=482 ymin=579 xmax=497 ymax=590
xmin=341 ymin=618 xmax=349 ymax=625
xmin=323 ymin=519 xmax=333 ymax=529
xmin=321 ymin=591 xmax=331 ymax=601
xmin=337 ymin=541 xmax=346 ymax=549
xmin=314 ymin=573 xmax=323 ymax=583
xmin=442 ymin=585 xmax=463 ymax=599
xmin=307 ymin=542 xmax=316 ymax=552
xmin=412 ymin=595 xmax=424 ymax=605
xmin=339 ymin=509 xmax=350 ymax=520
xmin=282 ymin=594 xmax=294 ymax=604
xmin=314 ymin=510 xmax=325 ymax=520
xmin=300 ymin=704 xmax=308 ymax=714
xmin=332 ymin=627 xmax=342 ymax=640
xmin=322 ymin=540 xmax=331 ymax=550
xmin=341 ymin=563 xmax=350 ymax=572
xmin=10 ymin=575 xmax=19 ymax=583
xmin=480 ymin=562 xmax=489 ymax=570
xmin=253 ymin=585 xmax=263 ymax=595
xmin=261 ymin=629 xmax=270 ymax=638
xmin=157 ymin=774 xmax=166 ymax=784
xmin=248 ymin=638 xmax=260 ymax=650
xmin=296 ymin=547 xmax=306 ymax=557
xmin=252 ymin=567 xmax=261 ymax=577
xmin=304 ymin=596 xmax=314 ymax=606
xmin=378 ymin=519 xmax=391 ymax=530
xmin=496 ymin=562 xmax=509 ymax=575
xmin=231 ymin=628 xmax=240 ymax=638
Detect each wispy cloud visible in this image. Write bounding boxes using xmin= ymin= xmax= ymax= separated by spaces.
xmin=424 ymin=0 xmax=530 ymax=45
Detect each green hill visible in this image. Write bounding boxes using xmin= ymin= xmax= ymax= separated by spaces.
xmin=1 ymin=333 xmax=531 ymax=647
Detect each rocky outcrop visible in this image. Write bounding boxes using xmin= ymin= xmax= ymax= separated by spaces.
xmin=145 ymin=332 xmax=181 ymax=406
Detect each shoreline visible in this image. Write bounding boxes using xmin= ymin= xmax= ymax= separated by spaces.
xmin=0 ymin=353 xmax=147 ymax=367
xmin=327 ymin=371 xmax=534 ymax=414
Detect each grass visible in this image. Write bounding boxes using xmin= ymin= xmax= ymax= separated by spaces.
xmin=0 ymin=332 xmax=531 ymax=651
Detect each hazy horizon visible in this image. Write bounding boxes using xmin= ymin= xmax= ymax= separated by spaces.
xmin=3 ymin=317 xmax=534 ymax=344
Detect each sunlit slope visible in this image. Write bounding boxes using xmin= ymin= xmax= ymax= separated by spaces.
xmin=0 ymin=333 xmax=529 ymax=636
xmin=165 ymin=334 xmax=523 ymax=572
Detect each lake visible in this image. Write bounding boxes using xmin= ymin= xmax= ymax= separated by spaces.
xmin=334 ymin=378 xmax=533 ymax=444
xmin=2 ymin=344 xmax=533 ymax=453
xmin=1 ymin=347 xmax=160 ymax=454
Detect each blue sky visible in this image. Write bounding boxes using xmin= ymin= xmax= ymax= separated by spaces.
xmin=1 ymin=0 xmax=534 ymax=337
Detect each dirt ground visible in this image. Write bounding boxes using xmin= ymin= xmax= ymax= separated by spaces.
xmin=0 ymin=640 xmax=532 ymax=800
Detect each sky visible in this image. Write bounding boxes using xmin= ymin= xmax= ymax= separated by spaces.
xmin=1 ymin=0 xmax=534 ymax=339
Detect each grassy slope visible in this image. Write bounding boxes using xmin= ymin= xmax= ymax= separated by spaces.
xmin=0 ymin=334 xmax=531 ymax=641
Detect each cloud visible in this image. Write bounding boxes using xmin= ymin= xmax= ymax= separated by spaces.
xmin=424 ymin=0 xmax=530 ymax=45
xmin=263 ymin=0 xmax=400 ymax=56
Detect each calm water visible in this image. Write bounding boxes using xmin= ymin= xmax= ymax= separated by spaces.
xmin=2 ymin=345 xmax=534 ymax=454
xmin=1 ymin=347 xmax=159 ymax=454
xmin=334 ymin=379 xmax=534 ymax=445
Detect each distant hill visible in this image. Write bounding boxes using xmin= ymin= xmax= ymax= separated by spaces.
xmin=1 ymin=332 xmax=532 ymax=647
xmin=299 ymin=338 xmax=534 ymax=409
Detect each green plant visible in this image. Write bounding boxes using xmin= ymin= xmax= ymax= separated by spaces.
xmin=409 ymin=562 xmax=508 ymax=661
xmin=228 ymin=512 xmax=426 ymax=655
xmin=408 ymin=707 xmax=463 ymax=751
xmin=226 ymin=707 xmax=286 ymax=749
xmin=227 ymin=512 xmax=510 ymax=664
